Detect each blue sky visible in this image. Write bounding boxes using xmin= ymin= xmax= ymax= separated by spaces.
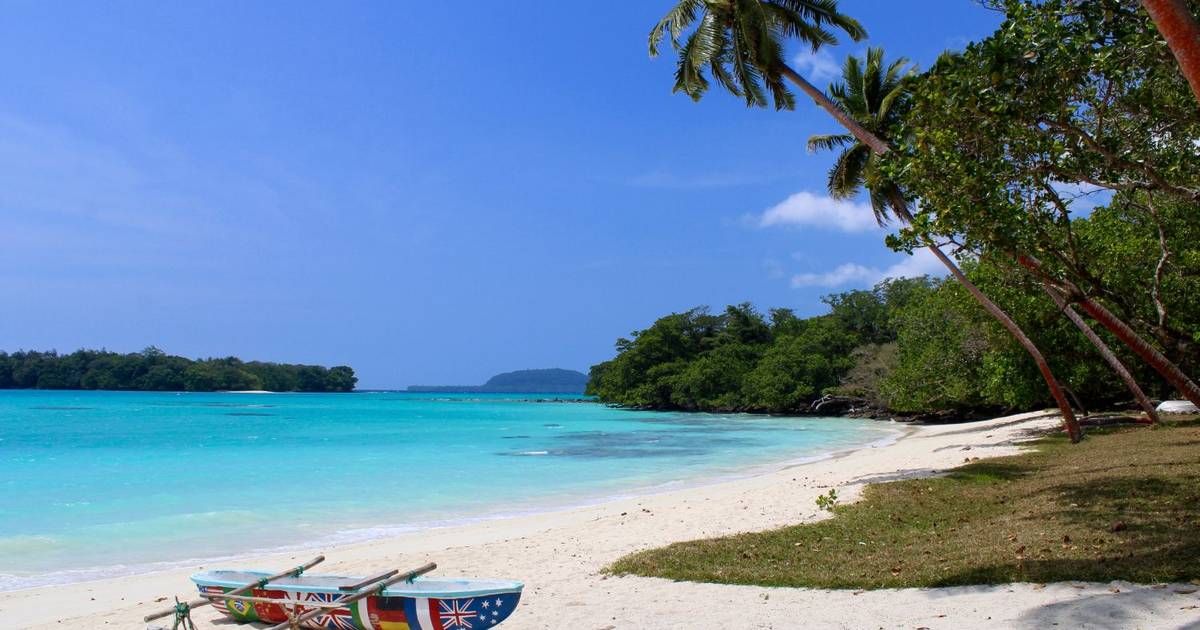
xmin=0 ymin=2 xmax=1004 ymax=388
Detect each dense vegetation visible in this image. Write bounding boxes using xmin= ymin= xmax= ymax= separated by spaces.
xmin=587 ymin=282 xmax=916 ymax=414
xmin=599 ymin=0 xmax=1200 ymax=420
xmin=588 ymin=225 xmax=1197 ymax=417
xmin=0 ymin=348 xmax=357 ymax=392
xmin=611 ymin=416 xmax=1200 ymax=588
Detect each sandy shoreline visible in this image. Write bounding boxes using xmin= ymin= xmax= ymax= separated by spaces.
xmin=3 ymin=410 xmax=1196 ymax=629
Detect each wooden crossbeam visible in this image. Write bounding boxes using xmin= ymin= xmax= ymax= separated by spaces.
xmin=143 ymin=555 xmax=325 ymax=623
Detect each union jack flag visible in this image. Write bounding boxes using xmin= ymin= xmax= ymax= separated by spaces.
xmin=438 ymin=598 xmax=477 ymax=629
xmin=300 ymin=591 xmax=357 ymax=630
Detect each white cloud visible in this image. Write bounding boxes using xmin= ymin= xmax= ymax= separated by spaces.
xmin=789 ymin=248 xmax=946 ymax=288
xmin=878 ymin=247 xmax=947 ymax=280
xmin=790 ymin=263 xmax=876 ymax=288
xmin=758 ymin=191 xmax=880 ymax=233
xmin=792 ymin=49 xmax=841 ymax=84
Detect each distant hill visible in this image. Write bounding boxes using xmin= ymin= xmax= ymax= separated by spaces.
xmin=407 ymin=368 xmax=588 ymax=394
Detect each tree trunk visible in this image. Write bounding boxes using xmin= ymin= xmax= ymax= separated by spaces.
xmin=776 ymin=63 xmax=1084 ymax=440
xmin=1064 ymin=386 xmax=1089 ymax=417
xmin=1142 ymin=0 xmax=1200 ymax=105
xmin=779 ymin=64 xmax=891 ymax=154
xmin=923 ymin=243 xmax=1083 ymax=442
xmin=1042 ymin=283 xmax=1161 ymax=423
xmin=1019 ymin=255 xmax=1200 ymax=408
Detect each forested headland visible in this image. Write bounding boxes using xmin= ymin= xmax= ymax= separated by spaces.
xmin=0 ymin=348 xmax=357 ymax=392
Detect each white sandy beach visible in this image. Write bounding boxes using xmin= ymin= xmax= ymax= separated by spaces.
xmin=3 ymin=410 xmax=1197 ymax=630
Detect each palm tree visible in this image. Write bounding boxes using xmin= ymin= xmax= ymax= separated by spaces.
xmin=1141 ymin=0 xmax=1200 ymax=105
xmin=650 ymin=3 xmax=1083 ymax=440
xmin=805 ymin=47 xmax=911 ymax=225
xmin=649 ymin=0 xmax=887 ymax=153
xmin=812 ymin=48 xmax=1160 ymax=425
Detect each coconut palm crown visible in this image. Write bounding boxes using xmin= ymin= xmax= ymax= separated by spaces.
xmin=649 ymin=0 xmax=866 ymax=110
xmin=807 ymin=47 xmax=915 ymax=226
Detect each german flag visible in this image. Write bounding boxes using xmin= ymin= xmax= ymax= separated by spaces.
xmin=359 ymin=595 xmax=411 ymax=630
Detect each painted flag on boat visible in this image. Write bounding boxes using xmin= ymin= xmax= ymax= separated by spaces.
xmin=352 ymin=593 xmax=521 ymax=630
xmin=252 ymin=588 xmax=289 ymax=623
xmin=357 ymin=595 xmax=412 ymax=630
xmin=298 ymin=591 xmax=357 ymax=630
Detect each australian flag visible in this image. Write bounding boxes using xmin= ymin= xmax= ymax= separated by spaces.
xmin=359 ymin=593 xmax=521 ymax=630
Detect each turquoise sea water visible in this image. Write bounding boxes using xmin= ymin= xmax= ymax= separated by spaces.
xmin=0 ymin=391 xmax=897 ymax=590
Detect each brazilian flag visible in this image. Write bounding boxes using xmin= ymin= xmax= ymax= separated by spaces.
xmin=221 ymin=588 xmax=260 ymax=623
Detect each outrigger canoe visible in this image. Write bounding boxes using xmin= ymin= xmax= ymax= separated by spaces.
xmin=190 ymin=566 xmax=523 ymax=630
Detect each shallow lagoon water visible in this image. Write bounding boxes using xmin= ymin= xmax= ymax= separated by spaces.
xmin=0 ymin=391 xmax=897 ymax=590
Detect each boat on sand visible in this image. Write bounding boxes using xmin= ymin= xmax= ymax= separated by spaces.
xmin=195 ymin=570 xmax=522 ymax=629
xmin=145 ymin=556 xmax=523 ymax=630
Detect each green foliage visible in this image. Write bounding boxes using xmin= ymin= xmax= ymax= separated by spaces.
xmin=808 ymin=47 xmax=915 ymax=224
xmin=648 ymin=0 xmax=865 ymax=109
xmin=588 ymin=280 xmax=928 ymax=413
xmin=0 ymin=348 xmax=357 ymax=392
xmin=1074 ymin=193 xmax=1200 ymax=370
xmin=880 ymin=276 xmax=993 ymax=412
xmin=879 ymin=252 xmax=1189 ymax=414
xmin=592 ymin=227 xmax=1193 ymax=417
xmin=891 ymin=0 xmax=1199 ymax=249
xmin=814 ymin=488 xmax=839 ymax=511
xmin=833 ymin=343 xmax=898 ymax=408
xmin=883 ymin=0 xmax=1200 ymax=372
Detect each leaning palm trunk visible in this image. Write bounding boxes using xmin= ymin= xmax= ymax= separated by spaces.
xmin=1042 ymin=282 xmax=1161 ymax=423
xmin=1142 ymin=0 xmax=1200 ymax=105
xmin=778 ymin=59 xmax=1083 ymax=440
xmin=780 ymin=65 xmax=889 ymax=154
xmin=923 ymin=239 xmax=1083 ymax=441
xmin=1018 ymin=255 xmax=1200 ymax=409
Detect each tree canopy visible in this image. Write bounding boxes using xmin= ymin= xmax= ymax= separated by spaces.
xmin=0 ymin=347 xmax=357 ymax=392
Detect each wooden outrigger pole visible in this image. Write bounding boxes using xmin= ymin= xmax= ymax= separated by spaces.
xmin=143 ymin=555 xmax=326 ymax=623
xmin=265 ymin=562 xmax=437 ymax=630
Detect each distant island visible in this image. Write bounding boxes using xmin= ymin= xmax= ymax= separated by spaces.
xmin=408 ymin=368 xmax=588 ymax=394
xmin=0 ymin=348 xmax=357 ymax=392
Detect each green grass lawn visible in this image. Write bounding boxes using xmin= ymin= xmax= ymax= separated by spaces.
xmin=609 ymin=417 xmax=1200 ymax=589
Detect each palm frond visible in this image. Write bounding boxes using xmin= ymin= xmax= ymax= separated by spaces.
xmin=763 ymin=2 xmax=836 ymax=50
xmin=827 ymin=144 xmax=870 ymax=199
xmin=649 ymin=0 xmax=703 ymax=57
xmin=867 ymin=186 xmax=893 ymax=226
xmin=706 ymin=21 xmax=742 ymax=97
xmin=775 ymin=0 xmax=867 ymax=41
xmin=730 ymin=0 xmax=771 ymax=107
xmin=650 ymin=0 xmax=868 ymax=111
xmin=673 ymin=29 xmax=713 ymax=100
xmin=806 ymin=133 xmax=854 ymax=153
xmin=877 ymin=57 xmax=916 ymax=120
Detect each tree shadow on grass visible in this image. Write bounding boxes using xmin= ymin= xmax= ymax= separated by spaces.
xmin=850 ymin=461 xmax=1034 ymax=486
xmin=931 ymin=475 xmax=1200 ymax=587
xmin=1048 ymin=476 xmax=1200 ymax=525
xmin=945 ymin=460 xmax=1035 ymax=483
xmin=848 ymin=468 xmax=947 ymax=485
